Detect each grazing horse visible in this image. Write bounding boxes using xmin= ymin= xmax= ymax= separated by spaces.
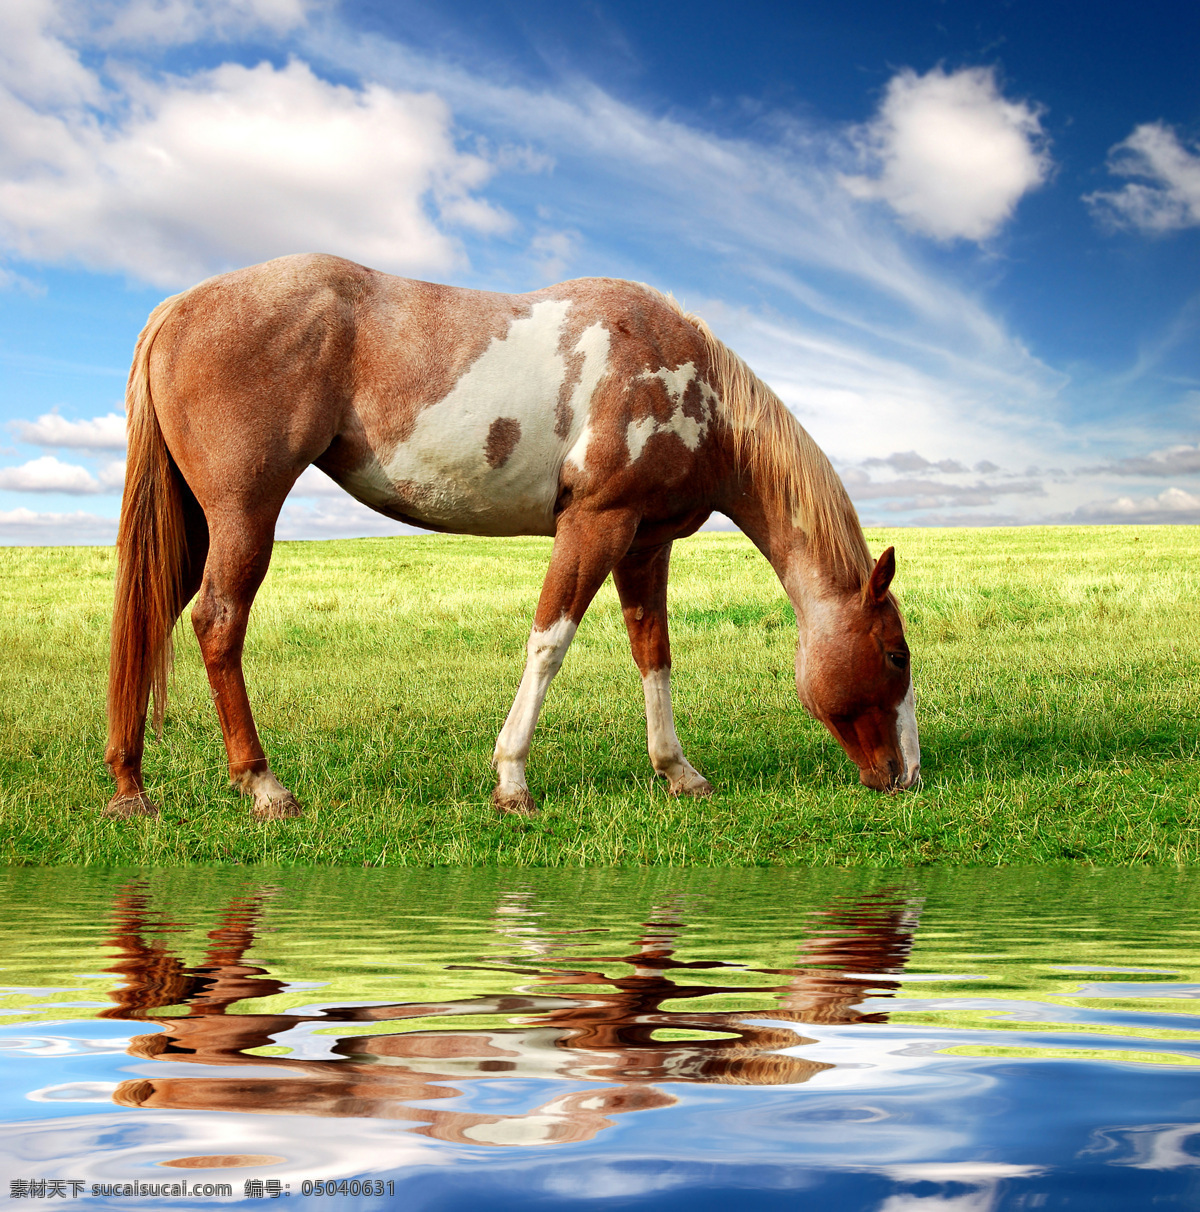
xmin=105 ymin=253 xmax=919 ymax=819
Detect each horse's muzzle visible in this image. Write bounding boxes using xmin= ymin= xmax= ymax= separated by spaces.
xmin=860 ymin=759 xmax=921 ymax=793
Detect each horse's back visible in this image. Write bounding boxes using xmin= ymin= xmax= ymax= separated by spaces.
xmin=148 ymin=255 xmax=716 ymax=535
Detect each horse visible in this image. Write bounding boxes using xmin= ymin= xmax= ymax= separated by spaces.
xmin=105 ymin=253 xmax=920 ymax=820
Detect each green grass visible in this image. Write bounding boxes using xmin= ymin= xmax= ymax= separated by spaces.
xmin=1 ymin=526 xmax=1198 ymax=866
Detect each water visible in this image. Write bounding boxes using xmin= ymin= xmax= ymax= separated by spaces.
xmin=2 ymin=867 xmax=1199 ymax=1209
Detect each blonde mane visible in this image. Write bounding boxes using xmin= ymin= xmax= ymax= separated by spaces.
xmin=657 ymin=293 xmax=873 ymax=587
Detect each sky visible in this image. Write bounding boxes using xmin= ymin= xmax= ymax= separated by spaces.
xmin=0 ymin=0 xmax=1198 ymax=543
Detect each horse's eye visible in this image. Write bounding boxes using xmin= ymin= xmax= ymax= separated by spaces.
xmin=887 ymin=651 xmax=909 ymax=670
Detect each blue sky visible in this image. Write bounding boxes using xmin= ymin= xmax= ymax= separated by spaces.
xmin=1 ymin=0 xmax=1198 ymax=542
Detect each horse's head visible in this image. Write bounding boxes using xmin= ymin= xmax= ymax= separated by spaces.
xmin=794 ymin=547 xmax=920 ymax=792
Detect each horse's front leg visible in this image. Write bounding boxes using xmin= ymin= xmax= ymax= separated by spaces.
xmin=612 ymin=542 xmax=713 ymax=798
xmin=492 ymin=508 xmax=640 ymax=816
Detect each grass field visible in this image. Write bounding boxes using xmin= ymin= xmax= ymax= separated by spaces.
xmin=1 ymin=526 xmax=1197 ymax=866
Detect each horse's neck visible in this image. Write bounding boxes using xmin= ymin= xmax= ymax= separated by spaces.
xmin=723 ymin=482 xmax=846 ymax=629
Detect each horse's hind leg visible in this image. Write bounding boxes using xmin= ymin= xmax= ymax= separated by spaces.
xmin=612 ymin=542 xmax=713 ymax=798
xmin=492 ymin=508 xmax=640 ymax=816
xmin=191 ymin=507 xmax=301 ymax=820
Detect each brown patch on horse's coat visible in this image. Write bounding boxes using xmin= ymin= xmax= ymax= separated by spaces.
xmin=484 ymin=417 xmax=521 ymax=468
xmin=554 ymin=338 xmax=585 ymax=437
xmin=680 ymin=373 xmax=711 ymax=424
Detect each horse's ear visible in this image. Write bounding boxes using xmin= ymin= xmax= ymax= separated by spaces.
xmin=867 ymin=546 xmax=896 ymax=603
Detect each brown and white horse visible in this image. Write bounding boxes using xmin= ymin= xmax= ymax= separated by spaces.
xmin=105 ymin=253 xmax=919 ymax=819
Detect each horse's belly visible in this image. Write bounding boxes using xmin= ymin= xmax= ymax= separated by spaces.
xmin=354 ymin=417 xmax=566 ymax=537
xmin=347 ymin=298 xmax=609 ymax=537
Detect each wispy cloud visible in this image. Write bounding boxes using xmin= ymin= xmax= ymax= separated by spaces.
xmin=70 ymin=0 xmax=325 ymax=48
xmin=863 ymin=451 xmax=970 ymax=473
xmin=1080 ymin=442 xmax=1200 ymax=477
xmin=846 ymin=470 xmax=1045 ymax=509
xmin=309 ymin=24 xmax=1051 ymax=343
xmin=528 ymin=228 xmax=580 ymax=282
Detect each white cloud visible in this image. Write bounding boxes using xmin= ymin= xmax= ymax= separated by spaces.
xmin=276 ymin=495 xmax=423 ymax=540
xmin=833 ymin=448 xmax=1049 ymax=523
xmin=0 ymin=264 xmax=43 ymax=293
xmin=864 ymin=451 xmax=968 ymax=474
xmin=290 ymin=464 xmax=345 ymax=497
xmin=0 ymin=0 xmax=100 ymax=108
xmin=12 ymin=411 xmax=127 ymax=450
xmin=1086 ymin=122 xmax=1200 ymax=234
xmin=1074 ymin=485 xmax=1200 ymax=524
xmin=0 ymin=33 xmax=510 ymax=286
xmin=842 ymin=67 xmax=1050 ymax=242
xmin=0 ymin=505 xmax=117 ymax=542
xmin=0 ymin=455 xmax=108 ymax=493
xmin=541 ymin=1165 xmax=686 ymax=1201
xmin=96 ymin=459 xmax=126 ymax=489
xmin=1081 ymin=442 xmax=1200 ymax=477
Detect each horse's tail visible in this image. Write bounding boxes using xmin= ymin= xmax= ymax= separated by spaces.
xmin=106 ymin=293 xmax=191 ymax=762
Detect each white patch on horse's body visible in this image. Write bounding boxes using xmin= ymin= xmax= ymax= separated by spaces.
xmin=376 ymin=300 xmax=611 ymax=536
xmin=641 ymin=667 xmax=712 ymax=795
xmin=561 ymin=321 xmax=612 ymax=474
xmin=336 ymin=457 xmax=397 ymax=513
xmin=624 ymin=362 xmax=716 ymax=464
xmin=493 ymin=616 xmax=578 ymax=801
xmin=896 ymin=683 xmax=921 ymax=788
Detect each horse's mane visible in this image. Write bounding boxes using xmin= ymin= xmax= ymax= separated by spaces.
xmin=655 ymin=292 xmax=873 ymax=588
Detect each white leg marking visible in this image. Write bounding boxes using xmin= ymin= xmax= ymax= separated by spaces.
xmin=233 ymin=768 xmax=302 ymax=818
xmin=642 ymin=669 xmax=713 ymax=797
xmin=493 ymin=617 xmax=578 ymax=808
xmin=897 ymin=682 xmax=921 ymax=789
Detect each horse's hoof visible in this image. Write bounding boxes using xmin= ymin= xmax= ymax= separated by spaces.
xmin=103 ymin=792 xmax=159 ymax=819
xmin=252 ymin=793 xmax=303 ymax=820
xmin=493 ymin=787 xmax=538 ymax=817
xmin=669 ymin=772 xmax=714 ymax=798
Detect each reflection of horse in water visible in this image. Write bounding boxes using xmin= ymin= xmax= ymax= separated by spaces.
xmin=102 ymin=885 xmax=917 ymax=1147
